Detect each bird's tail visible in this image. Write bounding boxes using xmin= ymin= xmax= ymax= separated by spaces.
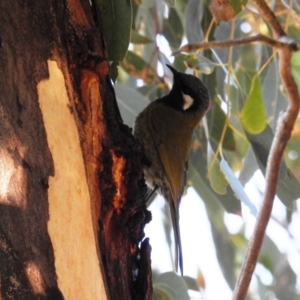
xmin=169 ymin=199 xmax=183 ymax=276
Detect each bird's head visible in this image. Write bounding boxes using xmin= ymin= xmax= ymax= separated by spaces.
xmin=166 ymin=64 xmax=210 ymax=113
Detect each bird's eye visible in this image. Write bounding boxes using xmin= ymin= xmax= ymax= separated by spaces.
xmin=181 ymin=87 xmax=189 ymax=95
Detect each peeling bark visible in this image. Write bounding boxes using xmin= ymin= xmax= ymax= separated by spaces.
xmin=0 ymin=0 xmax=152 ymax=299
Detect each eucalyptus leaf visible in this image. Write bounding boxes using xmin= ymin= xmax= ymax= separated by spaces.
xmin=292 ymin=52 xmax=300 ymax=89
xmin=220 ymin=158 xmax=257 ymax=216
xmin=155 ymin=0 xmax=164 ymax=32
xmin=189 ymin=164 xmax=241 ymax=214
xmin=97 ymin=0 xmax=132 ymax=62
xmin=229 ymin=0 xmax=247 ymax=14
xmin=138 ymin=84 xmax=167 ymax=101
xmin=287 ymin=25 xmax=300 ymax=41
xmin=183 ymin=54 xmax=216 ymax=75
xmin=261 ymin=52 xmax=288 ymax=130
xmin=115 ymin=83 xmax=149 ymax=127
xmin=259 ymin=235 xmax=282 ymax=272
xmin=159 ymin=52 xmax=172 ymax=71
xmin=153 ymin=272 xmax=189 ymax=300
xmin=207 ymin=143 xmax=228 ymax=195
xmin=173 ymin=54 xmax=187 ymax=73
xmin=185 ymin=0 xmax=203 ymax=44
xmin=235 ymin=45 xmax=258 ymax=97
xmin=182 ymin=276 xmax=199 ymax=291
xmin=238 ymin=147 xmax=259 ymax=186
xmin=240 ymin=75 xmax=267 ymax=134
xmin=273 ymin=262 xmax=297 ymax=300
xmin=162 ymin=7 xmax=183 ymax=50
xmin=121 ymin=51 xmax=158 ymax=83
xmin=136 ymin=1 xmax=157 ymax=69
xmin=130 ymin=30 xmax=153 ymax=44
xmin=134 ymin=0 xmax=156 ymax=29
xmin=246 ymin=126 xmax=300 ymax=208
xmin=209 ymin=100 xmax=236 ymax=151
xmin=164 ymin=0 xmax=176 ymax=7
xmin=259 ymin=236 xmax=297 ymax=299
xmin=190 ymin=135 xmax=241 ymax=214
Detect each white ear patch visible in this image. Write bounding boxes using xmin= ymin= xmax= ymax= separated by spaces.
xmin=182 ymin=93 xmax=194 ymax=110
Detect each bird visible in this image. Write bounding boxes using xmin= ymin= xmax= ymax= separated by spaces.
xmin=134 ymin=64 xmax=210 ymax=275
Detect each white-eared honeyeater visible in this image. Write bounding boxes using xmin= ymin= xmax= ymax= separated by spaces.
xmin=134 ymin=64 xmax=210 ymax=275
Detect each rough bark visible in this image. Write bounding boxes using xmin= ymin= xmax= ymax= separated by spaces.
xmin=0 ymin=0 xmax=151 ymax=299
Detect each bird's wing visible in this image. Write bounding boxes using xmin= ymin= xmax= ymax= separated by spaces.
xmin=157 ymin=143 xmax=186 ymax=202
xmin=149 ymin=103 xmax=192 ymax=203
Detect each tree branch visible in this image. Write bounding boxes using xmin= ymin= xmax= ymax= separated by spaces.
xmin=252 ymin=0 xmax=285 ymax=37
xmin=232 ymin=1 xmax=300 ymax=300
xmin=172 ymin=34 xmax=299 ymax=55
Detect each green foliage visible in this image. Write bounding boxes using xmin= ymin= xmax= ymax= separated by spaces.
xmin=122 ymin=50 xmax=158 ymax=83
xmin=97 ymin=0 xmax=132 ymax=78
xmin=240 ymin=75 xmax=267 ymax=134
xmin=165 ymin=0 xmax=176 ymax=7
xmin=130 ymin=30 xmax=153 ymax=44
xmin=162 ymin=7 xmax=183 ymax=50
xmin=98 ymin=0 xmax=300 ymax=298
xmin=209 ymin=99 xmax=235 ymax=151
xmin=246 ymin=126 xmax=300 ymax=208
xmin=153 ymin=272 xmax=190 ymax=300
xmin=183 ymin=53 xmax=216 ymax=74
xmin=207 ymin=144 xmax=228 ymax=195
xmin=292 ymin=52 xmax=300 ymax=87
xmin=229 ymin=0 xmax=248 ymax=14
xmin=190 ymin=137 xmax=241 ymax=214
xmin=220 ymin=158 xmax=257 ymax=216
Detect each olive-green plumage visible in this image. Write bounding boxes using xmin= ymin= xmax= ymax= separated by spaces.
xmin=134 ymin=65 xmax=210 ymax=275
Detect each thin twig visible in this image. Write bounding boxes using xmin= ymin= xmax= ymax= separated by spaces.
xmin=252 ymin=0 xmax=285 ymax=37
xmin=172 ymin=34 xmax=299 ymax=55
xmin=232 ymin=1 xmax=300 ymax=299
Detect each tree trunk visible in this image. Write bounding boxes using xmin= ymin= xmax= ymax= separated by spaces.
xmin=0 ymin=1 xmax=152 ymax=299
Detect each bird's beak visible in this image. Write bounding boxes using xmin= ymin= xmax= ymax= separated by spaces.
xmin=166 ymin=64 xmax=178 ymax=75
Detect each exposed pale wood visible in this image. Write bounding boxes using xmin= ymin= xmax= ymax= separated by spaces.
xmin=38 ymin=60 xmax=105 ymax=300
